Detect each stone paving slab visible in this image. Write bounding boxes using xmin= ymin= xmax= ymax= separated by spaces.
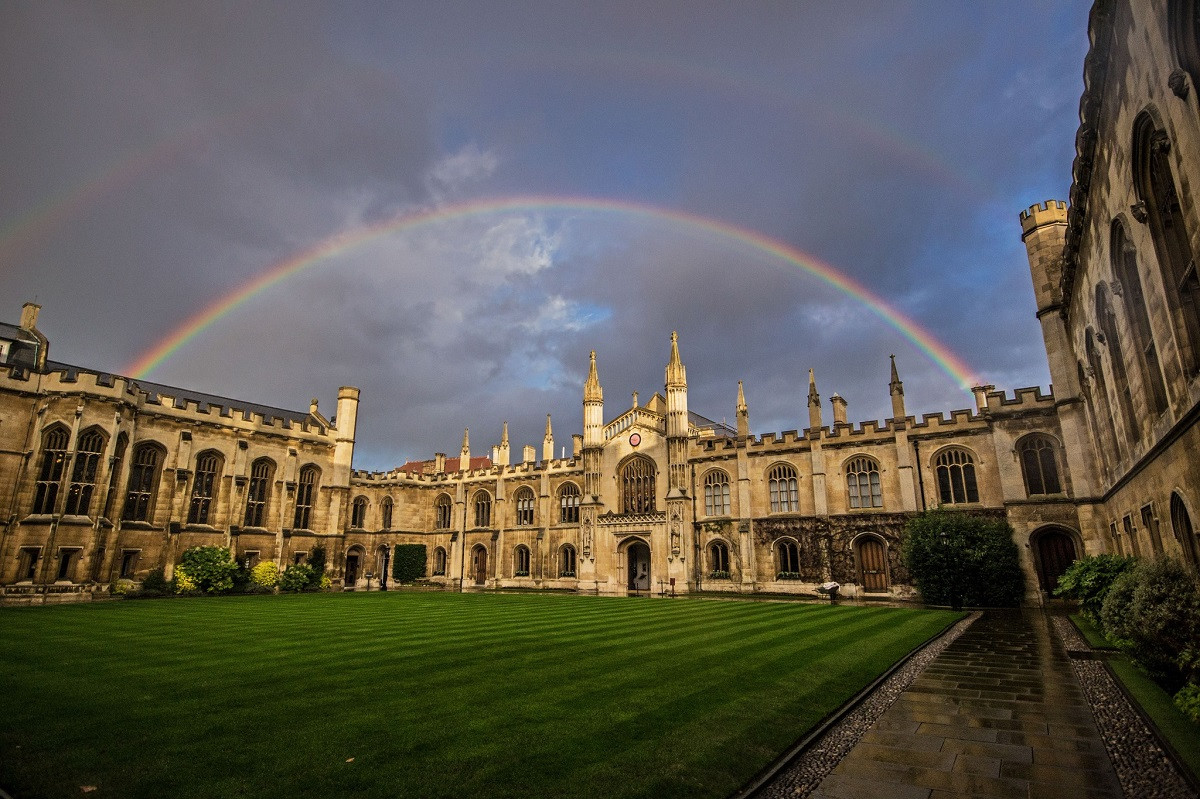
xmin=809 ymin=610 xmax=1123 ymax=799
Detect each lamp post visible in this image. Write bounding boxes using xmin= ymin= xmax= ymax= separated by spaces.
xmin=381 ymin=546 xmax=390 ymax=592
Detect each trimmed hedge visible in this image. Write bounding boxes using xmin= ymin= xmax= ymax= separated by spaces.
xmin=902 ymin=509 xmax=1024 ymax=608
xmin=393 ymin=544 xmax=427 ymax=583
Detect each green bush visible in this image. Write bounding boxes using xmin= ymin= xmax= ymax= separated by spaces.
xmin=251 ymin=561 xmax=279 ymax=589
xmin=1054 ymin=554 xmax=1136 ymax=622
xmin=178 ymin=546 xmax=238 ymax=594
xmin=307 ymin=546 xmax=327 ymax=589
xmin=280 ymin=563 xmax=314 ymax=593
xmin=140 ymin=567 xmax=170 ymax=595
xmin=393 ymin=544 xmax=427 ymax=583
xmin=1101 ymin=558 xmax=1200 ymax=691
xmin=902 ymin=509 xmax=1025 ymax=608
xmin=1174 ymin=683 xmax=1200 ymax=724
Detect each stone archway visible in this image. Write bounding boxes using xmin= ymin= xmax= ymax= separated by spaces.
xmin=344 ymin=545 xmax=365 ymax=589
xmin=620 ymin=538 xmax=651 ymax=593
xmin=471 ymin=544 xmax=489 ymax=586
xmin=854 ymin=534 xmax=889 ymax=592
xmin=1031 ymin=527 xmax=1078 ymax=592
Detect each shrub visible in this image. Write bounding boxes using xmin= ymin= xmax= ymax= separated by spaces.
xmin=307 ymin=546 xmax=327 ymax=589
xmin=173 ymin=567 xmax=198 ymax=594
xmin=250 ymin=561 xmax=279 ymax=590
xmin=392 ymin=544 xmax=427 ymax=583
xmin=1054 ymin=554 xmax=1136 ymax=622
xmin=280 ymin=563 xmax=314 ymax=593
xmin=1101 ymin=558 xmax=1200 ymax=691
xmin=140 ymin=567 xmax=170 ymax=595
xmin=902 ymin=509 xmax=1024 ymax=608
xmin=178 ymin=546 xmax=237 ymax=594
xmin=1175 ymin=683 xmax=1200 ymax=724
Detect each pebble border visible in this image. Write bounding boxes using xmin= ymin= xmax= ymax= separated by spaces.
xmin=751 ymin=612 xmax=979 ymax=799
xmin=1051 ymin=615 xmax=1195 ymax=799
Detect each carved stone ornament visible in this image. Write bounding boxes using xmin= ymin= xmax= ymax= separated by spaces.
xmin=1130 ymin=200 xmax=1149 ymax=223
xmin=1109 ymin=279 xmax=1123 ymax=298
xmin=1150 ymin=130 xmax=1171 ymax=156
xmin=1169 ymin=69 xmax=1190 ymax=100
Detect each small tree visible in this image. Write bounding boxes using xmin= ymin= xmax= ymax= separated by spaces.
xmin=393 ymin=544 xmax=427 ymax=583
xmin=903 ymin=509 xmax=1025 ymax=608
xmin=178 ymin=546 xmax=238 ymax=594
xmin=280 ymin=563 xmax=314 ymax=593
xmin=1055 ymin=554 xmax=1135 ymax=623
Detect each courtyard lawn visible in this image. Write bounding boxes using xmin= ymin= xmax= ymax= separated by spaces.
xmin=0 ymin=592 xmax=960 ymax=799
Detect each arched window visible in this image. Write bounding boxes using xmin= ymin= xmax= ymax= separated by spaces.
xmin=846 ymin=456 xmax=882 ymax=509
xmin=1170 ymin=0 xmax=1200 ymax=93
xmin=187 ymin=450 xmax=222 ymax=524
xmin=434 ymin=494 xmax=453 ymax=530
xmin=473 ymin=490 xmax=492 ymax=528
xmin=123 ymin=443 xmax=164 ymax=522
xmin=102 ymin=433 xmax=127 ymax=519
xmin=243 ymin=458 xmax=274 ymax=527
xmin=704 ymin=469 xmax=731 ymax=516
xmin=776 ymin=539 xmax=800 ymax=579
xmin=1095 ymin=285 xmax=1139 ymax=444
xmin=32 ymin=426 xmax=69 ymax=514
xmin=1134 ymin=114 xmax=1200 ymax=375
xmin=559 ymin=544 xmax=577 ymax=577
xmin=514 ymin=545 xmax=531 ymax=576
xmin=620 ymin=456 xmax=656 ymax=514
xmin=1172 ymin=492 xmax=1199 ymax=568
xmin=433 ymin=546 xmax=447 ymax=576
xmin=351 ymin=496 xmax=368 ymax=529
xmin=768 ymin=464 xmax=799 ymax=513
xmin=1083 ymin=335 xmax=1120 ymax=472
xmin=514 ymin=486 xmax=535 ymax=526
xmin=708 ymin=540 xmax=730 ymax=577
xmin=293 ymin=465 xmax=319 ymax=529
xmin=559 ymin=482 xmax=580 ymax=523
xmin=935 ymin=448 xmax=979 ymax=505
xmin=380 ymin=496 xmax=393 ymax=530
xmin=1112 ymin=221 xmax=1169 ymax=416
xmin=65 ymin=427 xmax=106 ymax=516
xmin=1018 ymin=435 xmax=1062 ymax=496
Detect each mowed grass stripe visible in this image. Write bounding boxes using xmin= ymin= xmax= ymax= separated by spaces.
xmin=0 ymin=593 xmax=959 ymax=799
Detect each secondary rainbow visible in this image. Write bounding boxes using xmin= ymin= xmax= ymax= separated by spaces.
xmin=125 ymin=196 xmax=980 ymax=389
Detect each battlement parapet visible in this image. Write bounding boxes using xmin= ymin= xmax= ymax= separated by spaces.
xmin=1019 ymin=200 xmax=1068 ymax=237
xmin=982 ymin=385 xmax=1056 ymax=413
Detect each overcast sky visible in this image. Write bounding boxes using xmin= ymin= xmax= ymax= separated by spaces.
xmin=0 ymin=1 xmax=1092 ymax=471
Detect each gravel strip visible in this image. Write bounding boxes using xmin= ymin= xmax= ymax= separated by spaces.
xmin=1050 ymin=615 xmax=1194 ymax=799
xmin=752 ymin=613 xmax=979 ymax=799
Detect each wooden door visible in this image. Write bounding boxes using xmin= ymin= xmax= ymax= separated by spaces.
xmin=473 ymin=547 xmax=488 ymax=585
xmin=345 ymin=554 xmax=360 ymax=588
xmin=858 ymin=538 xmax=888 ymax=592
xmin=1035 ymin=530 xmax=1077 ymax=592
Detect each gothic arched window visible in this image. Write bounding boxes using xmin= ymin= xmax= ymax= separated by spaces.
xmin=1017 ymin=435 xmax=1062 ymax=496
xmin=434 ymin=494 xmax=453 ymax=530
xmin=187 ymin=450 xmax=222 ymax=525
xmin=703 ymin=469 xmax=731 ymax=516
xmin=846 ymin=456 xmax=882 ymax=509
xmin=123 ymin=443 xmax=165 ymax=522
xmin=433 ymin=546 xmax=447 ymax=576
xmin=620 ymin=456 xmax=656 ymax=514
xmin=65 ymin=427 xmax=106 ymax=516
xmin=935 ymin=448 xmax=979 ymax=505
xmin=514 ymin=545 xmax=531 ymax=576
xmin=768 ymin=464 xmax=798 ymax=513
xmin=380 ymin=496 xmax=394 ymax=530
xmin=559 ymin=544 xmax=577 ymax=577
xmin=708 ymin=540 xmax=730 ymax=577
xmin=293 ymin=465 xmax=319 ymax=530
xmin=1112 ymin=221 xmax=1170 ymax=416
xmin=351 ymin=496 xmax=368 ymax=529
xmin=776 ymin=539 xmax=800 ymax=578
xmin=514 ymin=487 xmax=535 ymax=526
xmin=1096 ymin=285 xmax=1139 ymax=444
xmin=559 ymin=482 xmax=580 ymax=523
xmin=473 ymin=490 xmax=492 ymax=528
xmin=32 ymin=426 xmax=70 ymax=514
xmin=243 ymin=458 xmax=274 ymax=528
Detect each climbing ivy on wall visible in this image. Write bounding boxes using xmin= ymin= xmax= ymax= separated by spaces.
xmin=392 ymin=544 xmax=427 ymax=582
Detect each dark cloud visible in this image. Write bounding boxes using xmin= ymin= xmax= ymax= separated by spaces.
xmin=1 ymin=0 xmax=1090 ymax=470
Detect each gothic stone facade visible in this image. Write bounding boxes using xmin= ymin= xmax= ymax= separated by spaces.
xmin=2 ymin=0 xmax=1198 ymax=604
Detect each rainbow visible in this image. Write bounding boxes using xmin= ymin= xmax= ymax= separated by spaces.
xmin=124 ymin=196 xmax=981 ymax=390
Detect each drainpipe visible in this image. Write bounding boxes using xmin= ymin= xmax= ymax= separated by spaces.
xmin=913 ymin=438 xmax=926 ymax=511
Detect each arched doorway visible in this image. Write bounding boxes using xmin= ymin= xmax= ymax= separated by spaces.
xmin=471 ymin=544 xmax=488 ymax=585
xmin=344 ymin=546 xmax=364 ymax=589
xmin=1032 ymin=528 xmax=1078 ymax=592
xmin=855 ymin=535 xmax=889 ymax=592
xmin=625 ymin=540 xmax=650 ymax=592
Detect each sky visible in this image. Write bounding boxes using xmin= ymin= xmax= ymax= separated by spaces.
xmin=0 ymin=1 xmax=1093 ymax=472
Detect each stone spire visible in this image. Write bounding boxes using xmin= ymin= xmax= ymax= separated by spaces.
xmin=807 ymin=368 xmax=822 ymax=430
xmin=542 ymin=414 xmax=554 ymax=462
xmin=582 ymin=351 xmax=604 ymax=499
xmin=736 ymin=380 xmax=749 ymax=440
xmin=665 ymin=331 xmax=687 ymax=388
xmin=497 ymin=420 xmax=511 ymax=466
xmin=665 ymin=332 xmax=689 ymax=497
xmin=584 ymin=350 xmax=603 ymax=403
xmin=460 ymin=427 xmax=471 ymax=469
xmin=889 ymin=354 xmax=906 ymax=420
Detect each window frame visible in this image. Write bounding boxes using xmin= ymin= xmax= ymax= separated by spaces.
xmin=514 ymin=486 xmax=535 ymax=526
xmin=243 ymin=458 xmax=274 ymax=528
xmin=934 ymin=447 xmax=979 ymax=505
xmin=122 ymin=443 xmax=165 ymax=523
xmin=845 ymin=456 xmax=882 ymax=509
xmin=703 ymin=469 xmax=731 ymax=516
xmin=768 ymin=464 xmax=799 ymax=513
xmin=187 ymin=450 xmax=223 ymax=525
xmin=64 ymin=428 xmax=106 ymax=516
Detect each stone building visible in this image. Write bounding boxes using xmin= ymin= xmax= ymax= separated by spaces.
xmin=0 ymin=0 xmax=1197 ymax=604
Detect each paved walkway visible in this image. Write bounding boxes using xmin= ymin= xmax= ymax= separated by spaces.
xmin=810 ymin=610 xmax=1123 ymax=799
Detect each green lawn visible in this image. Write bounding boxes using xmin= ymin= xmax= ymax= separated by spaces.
xmin=0 ymin=593 xmax=960 ymax=799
